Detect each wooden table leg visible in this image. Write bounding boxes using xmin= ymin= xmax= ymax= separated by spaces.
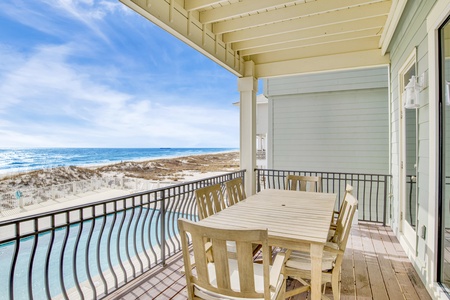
xmin=310 ymin=243 xmax=324 ymax=300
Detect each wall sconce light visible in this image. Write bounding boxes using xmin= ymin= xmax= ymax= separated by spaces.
xmin=404 ymin=75 xmax=422 ymax=109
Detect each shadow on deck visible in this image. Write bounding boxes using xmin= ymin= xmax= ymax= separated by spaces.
xmin=106 ymin=222 xmax=431 ymax=300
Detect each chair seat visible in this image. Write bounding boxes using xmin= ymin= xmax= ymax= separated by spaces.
xmin=285 ymin=243 xmax=339 ymax=272
xmin=194 ymin=258 xmax=285 ymax=300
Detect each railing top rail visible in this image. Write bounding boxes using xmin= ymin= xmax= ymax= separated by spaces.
xmin=254 ymin=168 xmax=391 ymax=178
xmin=0 ymin=170 xmax=246 ymax=226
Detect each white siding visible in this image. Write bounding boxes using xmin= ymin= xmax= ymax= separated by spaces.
xmin=269 ymin=88 xmax=389 ymax=174
xmin=266 ymin=67 xmax=388 ymax=96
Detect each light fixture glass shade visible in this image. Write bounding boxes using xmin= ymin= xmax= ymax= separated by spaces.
xmin=404 ymin=75 xmax=420 ymax=109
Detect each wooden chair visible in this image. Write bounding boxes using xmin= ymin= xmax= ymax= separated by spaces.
xmin=329 ymin=184 xmax=354 ymax=234
xmin=225 ymin=177 xmax=246 ymax=206
xmin=285 ymin=175 xmax=322 ymax=192
xmin=178 ymin=218 xmax=286 ymax=300
xmin=195 ymin=183 xmax=261 ymax=258
xmin=195 ymin=184 xmax=226 ymax=220
xmin=283 ymin=193 xmax=358 ymax=300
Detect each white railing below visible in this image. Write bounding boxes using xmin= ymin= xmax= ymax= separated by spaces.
xmin=0 ymin=177 xmax=179 ymax=216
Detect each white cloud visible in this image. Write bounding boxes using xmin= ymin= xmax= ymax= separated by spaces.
xmin=0 ymin=0 xmax=240 ymax=148
xmin=0 ymin=41 xmax=239 ymax=148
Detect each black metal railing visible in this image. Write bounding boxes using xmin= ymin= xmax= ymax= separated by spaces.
xmin=255 ymin=169 xmax=391 ymax=225
xmin=0 ymin=170 xmax=245 ymax=300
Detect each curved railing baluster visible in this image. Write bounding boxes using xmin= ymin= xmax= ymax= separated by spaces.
xmin=59 ymin=212 xmax=70 ymax=300
xmin=146 ymin=201 xmax=158 ymax=263
xmin=106 ymin=202 xmax=119 ymax=289
xmin=116 ymin=200 xmax=127 ymax=283
xmin=73 ymin=211 xmax=85 ymax=300
xmin=85 ymin=207 xmax=96 ymax=299
xmin=124 ymin=200 xmax=136 ymax=278
xmin=9 ymin=224 xmax=20 ymax=300
xmin=95 ymin=204 xmax=108 ymax=296
xmin=140 ymin=199 xmax=151 ymax=268
xmin=44 ymin=216 xmax=56 ymax=300
xmin=27 ymin=220 xmax=38 ymax=299
xmin=132 ymin=196 xmax=144 ymax=274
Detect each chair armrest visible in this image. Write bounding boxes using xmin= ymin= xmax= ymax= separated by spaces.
xmin=323 ymin=242 xmax=344 ymax=255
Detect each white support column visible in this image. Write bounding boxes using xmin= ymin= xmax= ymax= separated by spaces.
xmin=238 ymin=61 xmax=257 ymax=196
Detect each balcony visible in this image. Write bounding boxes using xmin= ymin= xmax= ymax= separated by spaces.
xmin=0 ymin=169 xmax=430 ymax=300
xmin=106 ymin=222 xmax=431 ymax=300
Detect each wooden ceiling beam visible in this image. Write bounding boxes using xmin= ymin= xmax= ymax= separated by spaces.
xmin=232 ymin=16 xmax=387 ymax=51
xmin=199 ymin=0 xmax=299 ymax=24
xmin=213 ymin=0 xmax=390 ymax=34
xmin=239 ymin=29 xmax=383 ymax=56
xmin=184 ymin=0 xmax=227 ymax=11
xmin=222 ymin=1 xmax=391 ymax=42
xmin=250 ymin=37 xmax=381 ymax=64
xmin=255 ymin=49 xmax=390 ymax=78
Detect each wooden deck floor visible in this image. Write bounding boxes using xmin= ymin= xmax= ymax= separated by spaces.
xmin=106 ymin=222 xmax=432 ymax=300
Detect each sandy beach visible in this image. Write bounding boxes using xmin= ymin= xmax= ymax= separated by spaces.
xmin=0 ymin=151 xmax=239 ymax=192
xmin=0 ymin=151 xmax=239 ymax=219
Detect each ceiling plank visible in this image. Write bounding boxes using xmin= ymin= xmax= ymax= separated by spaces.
xmin=239 ymin=29 xmax=383 ymax=56
xmin=232 ymin=16 xmax=387 ymax=51
xmin=213 ymin=0 xmax=391 ymax=34
xmin=251 ymin=37 xmax=382 ymax=64
xmin=185 ymin=0 xmax=228 ymax=11
xmin=255 ymin=49 xmax=390 ymax=78
xmin=222 ymin=1 xmax=391 ymax=43
xmin=200 ymin=0 xmax=299 ymax=24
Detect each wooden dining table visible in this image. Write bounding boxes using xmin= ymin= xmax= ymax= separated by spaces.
xmin=197 ymin=188 xmax=337 ymax=300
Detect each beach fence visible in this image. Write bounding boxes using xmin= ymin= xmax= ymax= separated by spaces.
xmin=0 ymin=177 xmax=179 ymax=216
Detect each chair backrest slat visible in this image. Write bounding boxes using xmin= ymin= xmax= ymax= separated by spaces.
xmin=334 ymin=192 xmax=358 ymax=249
xmin=195 ymin=184 xmax=226 ymax=220
xmin=333 ymin=184 xmax=354 ymax=226
xmin=285 ymin=175 xmax=322 ymax=192
xmin=225 ymin=177 xmax=246 ymax=206
xmin=178 ymin=218 xmax=270 ymax=299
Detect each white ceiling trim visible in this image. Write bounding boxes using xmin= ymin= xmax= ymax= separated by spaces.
xmin=380 ymin=0 xmax=408 ymax=55
xmin=256 ymin=49 xmax=390 ymax=78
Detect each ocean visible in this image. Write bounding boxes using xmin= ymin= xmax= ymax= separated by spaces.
xmin=0 ymin=148 xmax=237 ymax=175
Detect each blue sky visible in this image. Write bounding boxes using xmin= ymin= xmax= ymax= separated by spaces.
xmin=0 ymin=0 xmax=252 ymax=148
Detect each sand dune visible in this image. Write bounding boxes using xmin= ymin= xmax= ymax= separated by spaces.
xmin=0 ymin=151 xmax=240 ymax=193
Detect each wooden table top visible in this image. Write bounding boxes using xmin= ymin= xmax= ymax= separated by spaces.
xmin=198 ymin=189 xmax=337 ymax=248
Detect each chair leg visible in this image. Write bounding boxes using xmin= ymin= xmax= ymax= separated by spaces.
xmin=331 ymin=272 xmax=340 ymax=300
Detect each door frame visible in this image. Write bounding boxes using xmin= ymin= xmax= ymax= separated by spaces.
xmin=398 ymin=49 xmax=419 ymax=255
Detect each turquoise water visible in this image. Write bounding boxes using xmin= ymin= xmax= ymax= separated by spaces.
xmin=0 ymin=208 xmax=185 ymax=300
xmin=0 ymin=148 xmax=237 ymax=175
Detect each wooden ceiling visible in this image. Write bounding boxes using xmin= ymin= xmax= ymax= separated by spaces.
xmin=120 ymin=0 xmax=403 ymax=78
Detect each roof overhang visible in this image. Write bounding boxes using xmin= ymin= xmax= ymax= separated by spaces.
xmin=120 ymin=0 xmax=401 ymax=78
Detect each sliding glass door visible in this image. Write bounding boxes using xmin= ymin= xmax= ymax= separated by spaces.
xmin=439 ymin=16 xmax=450 ymax=290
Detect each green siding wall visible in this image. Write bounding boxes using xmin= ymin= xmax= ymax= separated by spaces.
xmin=388 ymin=0 xmax=436 ymax=277
xmin=265 ymin=67 xmax=389 ymax=174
